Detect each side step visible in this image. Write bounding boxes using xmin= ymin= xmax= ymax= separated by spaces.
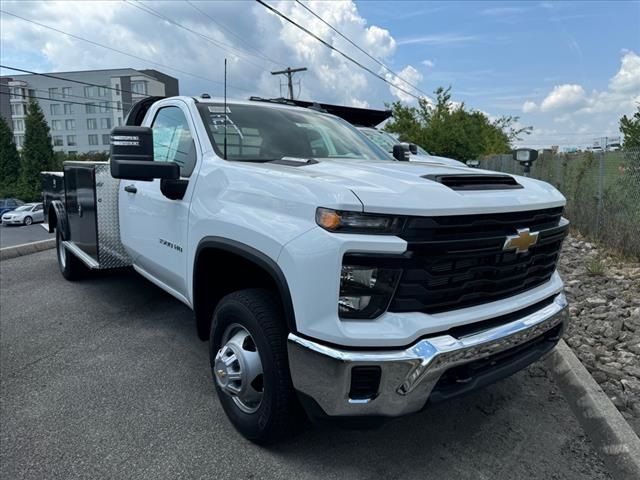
xmin=62 ymin=241 xmax=100 ymax=269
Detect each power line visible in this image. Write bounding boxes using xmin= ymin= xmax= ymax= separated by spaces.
xmin=185 ymin=0 xmax=287 ymax=69
xmin=0 ymin=91 xmax=123 ymax=111
xmin=125 ymin=0 xmax=273 ymax=71
xmin=0 ymin=9 xmax=251 ymax=93
xmin=255 ymin=0 xmax=421 ymax=102
xmin=294 ymin=0 xmax=430 ymax=99
xmin=0 ymin=65 xmax=147 ymax=101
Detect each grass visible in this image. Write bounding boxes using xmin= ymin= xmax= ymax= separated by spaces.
xmin=585 ymin=256 xmax=606 ymax=276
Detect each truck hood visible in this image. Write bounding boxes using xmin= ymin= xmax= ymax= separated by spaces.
xmin=411 ymin=153 xmax=466 ymax=167
xmin=298 ymin=159 xmax=565 ymax=216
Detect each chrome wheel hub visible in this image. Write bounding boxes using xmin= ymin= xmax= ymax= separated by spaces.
xmin=214 ymin=324 xmax=264 ymax=414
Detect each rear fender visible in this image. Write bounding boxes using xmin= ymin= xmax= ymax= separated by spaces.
xmin=48 ymin=200 xmax=69 ymax=239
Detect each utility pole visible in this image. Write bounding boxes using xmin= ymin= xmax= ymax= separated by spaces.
xmin=271 ymin=67 xmax=307 ymax=100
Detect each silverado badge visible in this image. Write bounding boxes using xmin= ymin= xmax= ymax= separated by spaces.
xmin=503 ymin=228 xmax=539 ymax=253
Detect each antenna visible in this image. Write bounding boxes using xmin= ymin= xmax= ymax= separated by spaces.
xmin=224 ymin=58 xmax=228 ymax=160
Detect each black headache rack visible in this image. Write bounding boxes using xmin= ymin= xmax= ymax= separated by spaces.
xmin=125 ymin=96 xmax=166 ymax=126
xmin=248 ymin=96 xmax=392 ymax=127
xmin=41 ymin=171 xmax=65 ymax=225
xmin=44 ymin=162 xmax=132 ymax=270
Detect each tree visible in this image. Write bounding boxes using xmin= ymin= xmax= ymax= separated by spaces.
xmin=0 ymin=117 xmax=21 ymax=197
xmin=620 ymin=104 xmax=640 ymax=150
xmin=385 ymin=87 xmax=532 ymax=161
xmin=20 ymin=101 xmax=54 ymax=200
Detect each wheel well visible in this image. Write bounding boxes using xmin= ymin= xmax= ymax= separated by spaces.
xmin=47 ymin=207 xmax=57 ymax=233
xmin=193 ymin=245 xmax=296 ymax=341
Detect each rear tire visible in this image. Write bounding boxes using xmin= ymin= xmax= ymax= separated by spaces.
xmin=24 ymin=216 xmax=33 ymax=226
xmin=56 ymin=228 xmax=86 ymax=281
xmin=210 ymin=288 xmax=305 ymax=444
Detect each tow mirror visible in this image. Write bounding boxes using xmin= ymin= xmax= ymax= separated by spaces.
xmin=408 ymin=143 xmax=418 ymax=155
xmin=110 ymin=126 xmax=179 ymax=181
xmin=393 ymin=144 xmax=411 ymax=161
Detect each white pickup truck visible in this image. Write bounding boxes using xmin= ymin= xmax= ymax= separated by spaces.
xmin=43 ymin=95 xmax=569 ymax=444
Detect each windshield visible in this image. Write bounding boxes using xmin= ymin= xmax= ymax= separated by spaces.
xmin=359 ymin=128 xmax=396 ymax=154
xmin=13 ymin=205 xmax=32 ymax=212
xmin=360 ymin=128 xmax=434 ymax=156
xmin=416 ymin=145 xmax=431 ymax=156
xmin=198 ymin=103 xmax=389 ymax=162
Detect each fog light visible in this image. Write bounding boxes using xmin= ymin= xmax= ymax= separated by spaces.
xmin=339 ymin=263 xmax=401 ymax=319
xmin=339 ymin=295 xmax=372 ymax=313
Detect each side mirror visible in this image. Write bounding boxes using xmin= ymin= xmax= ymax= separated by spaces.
xmin=110 ymin=126 xmax=179 ymax=181
xmin=393 ymin=144 xmax=411 ymax=161
xmin=408 ymin=143 xmax=418 ymax=155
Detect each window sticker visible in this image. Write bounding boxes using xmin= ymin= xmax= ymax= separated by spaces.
xmin=208 ymin=105 xmax=231 ymax=113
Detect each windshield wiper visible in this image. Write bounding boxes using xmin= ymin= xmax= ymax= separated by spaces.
xmin=268 ymin=157 xmax=319 ymax=166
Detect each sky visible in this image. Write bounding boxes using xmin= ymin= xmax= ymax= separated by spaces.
xmin=1 ymin=0 xmax=639 ymax=149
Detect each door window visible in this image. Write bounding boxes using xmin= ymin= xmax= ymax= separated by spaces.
xmin=151 ymin=106 xmax=196 ymax=177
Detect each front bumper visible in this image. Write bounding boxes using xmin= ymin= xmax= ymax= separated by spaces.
xmin=1 ymin=217 xmax=23 ymax=224
xmin=288 ymin=293 xmax=568 ymax=417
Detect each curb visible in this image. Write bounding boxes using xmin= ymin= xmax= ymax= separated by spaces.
xmin=0 ymin=238 xmax=56 ymax=261
xmin=545 ymin=339 xmax=640 ymax=480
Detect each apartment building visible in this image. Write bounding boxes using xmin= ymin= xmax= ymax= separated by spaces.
xmin=1 ymin=68 xmax=179 ymax=154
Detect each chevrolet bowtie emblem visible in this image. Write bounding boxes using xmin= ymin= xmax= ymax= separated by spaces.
xmin=503 ymin=228 xmax=539 ymax=253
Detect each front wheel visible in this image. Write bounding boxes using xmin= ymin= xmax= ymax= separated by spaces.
xmin=210 ymin=288 xmax=305 ymax=444
xmin=24 ymin=216 xmax=33 ymax=226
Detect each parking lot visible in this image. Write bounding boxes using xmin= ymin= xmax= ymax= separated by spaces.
xmin=0 ymin=223 xmax=53 ymax=248
xmin=0 ymin=250 xmax=612 ymax=480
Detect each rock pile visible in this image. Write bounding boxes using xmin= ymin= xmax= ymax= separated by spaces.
xmin=559 ymin=234 xmax=640 ymax=434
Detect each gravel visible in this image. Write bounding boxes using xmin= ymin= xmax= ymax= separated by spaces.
xmin=559 ymin=234 xmax=640 ymax=435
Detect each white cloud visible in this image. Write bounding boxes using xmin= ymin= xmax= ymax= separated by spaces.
xmin=422 ymin=59 xmax=435 ymax=68
xmin=609 ymin=50 xmax=640 ymax=94
xmin=397 ymin=33 xmax=478 ymax=46
xmin=0 ymin=0 xmax=418 ymax=108
xmin=518 ymin=50 xmax=640 ymax=148
xmin=539 ymin=84 xmax=587 ymax=112
xmin=385 ymin=65 xmax=423 ymax=103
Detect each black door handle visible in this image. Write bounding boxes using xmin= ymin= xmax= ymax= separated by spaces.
xmin=124 ymin=185 xmax=137 ymax=194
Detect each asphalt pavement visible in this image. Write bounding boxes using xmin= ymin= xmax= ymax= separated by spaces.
xmin=0 ymin=250 xmax=612 ymax=480
xmin=0 ymin=223 xmax=53 ymax=248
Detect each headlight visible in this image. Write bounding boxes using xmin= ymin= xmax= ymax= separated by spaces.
xmin=316 ymin=208 xmax=404 ymax=234
xmin=339 ymin=261 xmax=401 ymax=319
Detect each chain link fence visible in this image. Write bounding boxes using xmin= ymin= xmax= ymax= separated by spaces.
xmin=479 ymin=149 xmax=640 ymax=258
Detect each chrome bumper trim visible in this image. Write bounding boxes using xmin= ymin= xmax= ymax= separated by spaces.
xmin=287 ymin=293 xmax=568 ymax=417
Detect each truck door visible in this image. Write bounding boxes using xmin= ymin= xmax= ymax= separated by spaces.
xmin=119 ymin=103 xmax=199 ymax=301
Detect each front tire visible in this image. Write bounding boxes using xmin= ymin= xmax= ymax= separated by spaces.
xmin=210 ymin=288 xmax=305 ymax=444
xmin=56 ymin=228 xmax=86 ymax=281
xmin=24 ymin=216 xmax=33 ymax=226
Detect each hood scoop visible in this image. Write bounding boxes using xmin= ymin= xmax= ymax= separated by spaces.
xmin=423 ymin=174 xmax=523 ymax=191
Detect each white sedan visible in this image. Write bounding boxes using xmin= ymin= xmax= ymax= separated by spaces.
xmin=1 ymin=203 xmax=45 ymax=226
